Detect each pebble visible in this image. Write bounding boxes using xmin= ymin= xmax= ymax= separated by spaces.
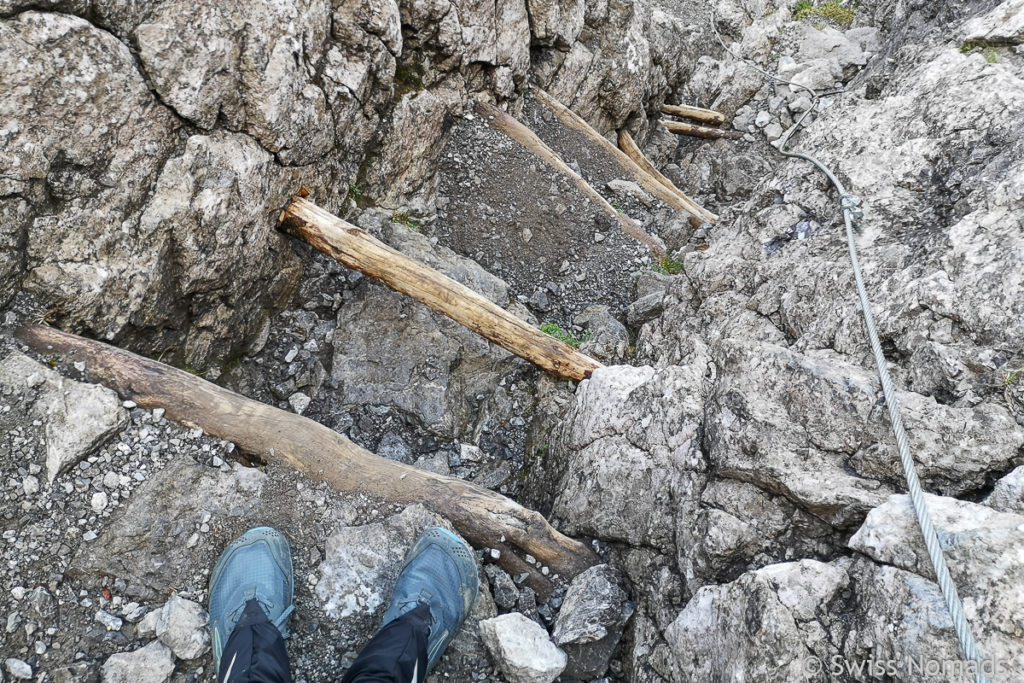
xmin=289 ymin=392 xmax=311 ymax=415
xmin=91 ymin=491 xmax=109 ymax=512
xmin=82 ymin=530 xmax=98 ymax=542
xmin=5 ymin=658 xmax=32 ymax=680
xmin=152 ymin=408 xmax=165 ymax=421
xmin=22 ymin=475 xmax=39 ymax=495
xmin=284 ymin=347 xmax=299 ymax=363
xmin=96 ymin=609 xmax=123 ymax=631
xmin=122 ymin=400 xmax=137 ymax=409
xmin=103 ymin=471 xmax=120 ymax=489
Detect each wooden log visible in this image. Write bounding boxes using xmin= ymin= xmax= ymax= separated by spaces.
xmin=616 ymin=130 xmax=712 ymax=226
xmin=280 ymin=197 xmax=603 ymax=381
xmin=533 ymin=89 xmax=717 ymax=224
xmin=661 ymin=103 xmax=726 ymax=126
xmin=663 ymin=120 xmax=743 ymax=141
xmin=473 ymin=101 xmax=665 ymax=253
xmin=15 ymin=324 xmax=600 ymax=594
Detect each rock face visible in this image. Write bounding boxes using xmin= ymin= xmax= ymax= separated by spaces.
xmin=0 ymin=352 xmax=127 ymax=482
xmin=70 ymin=459 xmax=266 ymax=600
xmin=331 ymin=221 xmax=525 ymax=438
xmin=843 ymin=494 xmax=1024 ymax=681
xmin=315 ymin=505 xmax=447 ymax=621
xmin=528 ymin=1 xmax=1024 ymax=678
xmin=479 ymin=612 xmax=567 ymax=683
xmin=663 ymin=560 xmax=849 ymax=681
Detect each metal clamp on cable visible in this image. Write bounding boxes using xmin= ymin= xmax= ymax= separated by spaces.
xmin=840 ymin=193 xmax=864 ymax=226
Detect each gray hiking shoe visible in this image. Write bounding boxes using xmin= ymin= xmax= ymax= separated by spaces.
xmin=208 ymin=527 xmax=295 ymax=672
xmin=380 ymin=527 xmax=479 ymax=671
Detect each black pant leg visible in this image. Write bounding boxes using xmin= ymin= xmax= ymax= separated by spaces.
xmin=218 ymin=599 xmax=292 ymax=683
xmin=340 ymin=604 xmax=430 ymax=683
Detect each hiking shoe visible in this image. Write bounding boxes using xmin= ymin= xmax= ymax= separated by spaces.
xmin=381 ymin=527 xmax=479 ymax=671
xmin=208 ymin=527 xmax=295 ymax=671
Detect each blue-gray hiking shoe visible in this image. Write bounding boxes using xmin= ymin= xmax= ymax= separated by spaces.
xmin=208 ymin=527 xmax=295 ymax=672
xmin=381 ymin=527 xmax=479 ymax=671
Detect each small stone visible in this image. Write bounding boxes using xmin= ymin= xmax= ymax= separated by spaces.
xmin=73 ymin=361 xmax=86 ymax=372
xmin=288 ymin=392 xmax=311 ymax=415
xmin=103 ymin=471 xmax=120 ymax=489
xmin=211 ymin=456 xmax=224 ymax=467
xmin=754 ymin=110 xmax=771 ymax=128
xmin=122 ymin=400 xmax=137 ymax=409
xmin=82 ymin=530 xmax=98 ymax=542
xmin=479 ymin=613 xmax=567 ymax=683
xmin=521 ymin=228 xmax=533 ymax=243
xmin=284 ymin=347 xmax=299 ymax=363
xmin=594 ymin=232 xmax=605 ymax=242
xmin=153 ymin=595 xmax=211 ymax=659
xmin=91 ymin=491 xmax=109 ymax=513
xmin=101 ymin=640 xmax=175 ymax=683
xmin=95 ymin=609 xmax=123 ymax=631
xmin=22 ymin=475 xmax=39 ymax=496
xmin=460 ymin=443 xmax=485 ymax=463
xmin=152 ymin=408 xmax=165 ymax=421
xmin=789 ymin=96 xmax=813 ymax=113
xmin=5 ymin=658 xmax=32 ymax=680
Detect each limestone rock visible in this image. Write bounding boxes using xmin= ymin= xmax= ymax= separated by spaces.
xmin=70 ymin=460 xmax=266 ymax=599
xmin=150 ymin=595 xmax=210 ymax=660
xmin=315 ymin=505 xmax=448 ymax=621
xmin=552 ymin=564 xmax=633 ymax=679
xmin=663 ymin=560 xmax=848 ymax=681
xmin=331 ymin=228 xmax=522 ymax=437
xmin=962 ymin=0 xmax=1024 ymax=45
xmin=551 ymin=364 xmax=706 ymax=550
xmin=101 ymin=640 xmax=175 ymax=683
xmin=0 ymin=352 xmax=127 ymax=483
xmin=984 ymin=466 xmax=1024 ymax=514
xmin=845 ymin=494 xmax=1024 ymax=680
xmin=479 ymin=612 xmax=566 ymax=683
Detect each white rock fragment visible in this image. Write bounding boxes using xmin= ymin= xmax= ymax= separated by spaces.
xmin=460 ymin=443 xmax=485 ymax=463
xmin=288 ymin=392 xmax=311 ymax=415
xmin=479 ymin=612 xmax=567 ymax=683
xmin=0 ymin=353 xmax=128 ymax=483
xmin=151 ymin=594 xmax=211 ymax=660
xmin=5 ymin=657 xmax=33 ymax=680
xmin=91 ymin=491 xmax=109 ymax=512
xmin=22 ymin=475 xmax=39 ymax=495
xmin=95 ymin=609 xmax=123 ymax=631
xmin=101 ymin=640 xmax=175 ymax=683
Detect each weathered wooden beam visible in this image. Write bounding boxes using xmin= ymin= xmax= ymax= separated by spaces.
xmin=534 ymin=89 xmax=717 ymax=224
xmin=473 ymin=101 xmax=665 ymax=253
xmin=662 ymin=120 xmax=743 ymax=141
xmin=617 ymin=130 xmax=713 ymax=225
xmin=280 ymin=197 xmax=603 ymax=381
xmin=15 ymin=324 xmax=601 ymax=594
xmin=661 ymin=103 xmax=727 ymax=126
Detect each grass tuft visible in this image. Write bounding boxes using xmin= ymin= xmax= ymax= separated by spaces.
xmin=794 ymin=1 xmax=855 ymax=27
xmin=540 ymin=322 xmax=592 ymax=349
xmin=654 ymin=255 xmax=685 ymax=275
xmin=392 ymin=210 xmax=422 ymax=231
